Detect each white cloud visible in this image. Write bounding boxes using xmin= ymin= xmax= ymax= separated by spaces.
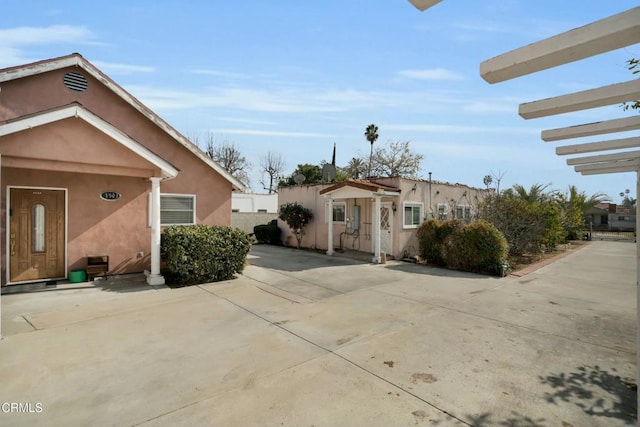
xmin=126 ymin=83 xmax=452 ymax=114
xmin=211 ymin=129 xmax=332 ymax=138
xmin=92 ymin=61 xmax=155 ymax=74
xmin=398 ymin=68 xmax=464 ymax=81
xmin=0 ymin=25 xmax=93 ymax=46
xmin=0 ymin=25 xmax=99 ymax=67
xmin=462 ymin=100 xmax=518 ymax=114
xmin=189 ymin=69 xmax=250 ymax=79
xmin=213 ymin=117 xmax=278 ymax=126
xmin=385 ymin=123 xmax=539 ymax=135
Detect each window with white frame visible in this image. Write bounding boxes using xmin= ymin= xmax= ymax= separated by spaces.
xmin=437 ymin=203 xmax=447 ymax=220
xmin=403 ymin=202 xmax=423 ymax=228
xmin=324 ymin=201 xmax=346 ymax=223
xmin=455 ymin=205 xmax=472 ymax=221
xmin=332 ymin=202 xmax=346 ymax=223
xmin=158 ymin=194 xmax=196 ymax=225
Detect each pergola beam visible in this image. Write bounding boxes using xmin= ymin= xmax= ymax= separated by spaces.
xmin=542 ymin=116 xmax=640 ymax=141
xmin=567 ymin=150 xmax=640 ymax=165
xmin=574 ymin=159 xmax=640 ymax=172
xmin=519 ymin=79 xmax=640 ymax=119
xmin=480 ymin=7 xmax=640 ymax=84
xmin=556 ymin=136 xmax=640 ymax=156
xmin=408 ymin=0 xmax=442 ymax=11
xmin=580 ymin=165 xmax=639 ymax=175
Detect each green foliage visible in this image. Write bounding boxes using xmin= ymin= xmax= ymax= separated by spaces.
xmin=416 ymin=219 xmax=460 ymax=266
xmin=279 ymin=202 xmax=313 ymax=249
xmin=162 ymin=225 xmax=251 ymax=286
xmin=417 ymin=219 xmax=508 ymax=276
xmin=253 ymin=220 xmax=281 ymax=245
xmin=538 ymin=200 xmax=566 ymax=251
xmin=622 ymin=58 xmax=639 ymax=112
xmin=443 ymin=220 xmax=509 ymax=276
xmin=280 ymin=163 xmax=323 ymax=186
xmin=478 ymin=194 xmax=548 ymax=256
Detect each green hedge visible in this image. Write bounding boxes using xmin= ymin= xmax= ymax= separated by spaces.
xmin=162 ymin=225 xmax=251 ymax=286
xmin=416 ymin=219 xmax=460 ymax=266
xmin=417 ymin=219 xmax=509 ymax=276
xmin=443 ymin=220 xmax=509 ymax=276
xmin=253 ymin=220 xmax=281 ymax=244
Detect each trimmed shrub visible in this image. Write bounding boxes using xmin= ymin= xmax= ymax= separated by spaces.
xmin=253 ymin=220 xmax=281 ymax=245
xmin=416 ymin=219 xmax=460 ymax=266
xmin=162 ymin=224 xmax=251 ymax=286
xmin=443 ymin=220 xmax=509 ymax=276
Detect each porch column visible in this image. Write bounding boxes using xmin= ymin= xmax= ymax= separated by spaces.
xmin=636 ymin=169 xmax=639 ymax=421
xmin=372 ymin=196 xmax=381 ymax=263
xmin=147 ymin=177 xmax=165 ymax=286
xmin=327 ymin=197 xmax=334 ymax=256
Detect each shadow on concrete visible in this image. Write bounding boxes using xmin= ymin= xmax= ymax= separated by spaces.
xmin=465 ymin=412 xmax=546 ymax=427
xmin=539 ymin=365 xmax=637 ymax=425
xmin=385 ymin=261 xmax=494 ymax=280
xmin=248 ymin=245 xmax=366 ymax=272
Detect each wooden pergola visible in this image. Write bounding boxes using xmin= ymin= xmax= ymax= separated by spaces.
xmin=410 ymin=1 xmax=640 ymax=419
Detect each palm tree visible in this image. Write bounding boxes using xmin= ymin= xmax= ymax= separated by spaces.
xmin=506 ymin=183 xmax=551 ymax=204
xmin=346 ymin=157 xmax=366 ymax=179
xmin=568 ymin=185 xmax=607 ymax=215
xmin=364 ymin=124 xmax=379 ymax=178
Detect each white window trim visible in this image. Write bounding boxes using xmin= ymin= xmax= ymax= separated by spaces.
xmin=455 ymin=204 xmax=471 ymax=220
xmin=403 ymin=202 xmax=423 ymax=229
xmin=436 ymin=203 xmax=448 ymax=220
xmin=149 ymin=193 xmax=197 ymax=226
xmin=325 ymin=201 xmax=347 ymax=223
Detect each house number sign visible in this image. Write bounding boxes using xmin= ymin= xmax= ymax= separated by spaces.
xmin=100 ymin=191 xmax=121 ymax=201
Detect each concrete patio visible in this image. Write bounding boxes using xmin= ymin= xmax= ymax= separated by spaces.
xmin=0 ymin=241 xmax=636 ymax=426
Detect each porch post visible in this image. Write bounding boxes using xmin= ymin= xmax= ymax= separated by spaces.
xmin=327 ymin=197 xmax=334 ymax=256
xmin=636 ymin=170 xmax=640 ymax=420
xmin=147 ymin=177 xmax=165 ymax=286
xmin=372 ymin=195 xmax=381 ymax=263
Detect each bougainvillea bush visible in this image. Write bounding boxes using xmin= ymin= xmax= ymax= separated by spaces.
xmin=279 ymin=202 xmax=313 ymax=249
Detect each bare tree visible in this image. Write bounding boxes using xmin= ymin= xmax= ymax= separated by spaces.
xmin=193 ymin=133 xmax=251 ymax=187
xmin=489 ymin=169 xmax=507 ymax=194
xmin=369 ymin=140 xmax=423 ymax=178
xmin=259 ymin=151 xmax=285 ymax=194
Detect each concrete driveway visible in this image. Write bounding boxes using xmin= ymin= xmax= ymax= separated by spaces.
xmin=0 ymin=241 xmax=636 ymax=426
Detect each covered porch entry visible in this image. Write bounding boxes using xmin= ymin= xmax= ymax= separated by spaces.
xmin=320 ymin=180 xmax=400 ymax=263
xmin=0 ymin=104 xmax=178 ymax=286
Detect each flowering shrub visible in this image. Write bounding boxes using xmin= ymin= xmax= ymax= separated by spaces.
xmin=279 ymin=202 xmax=313 ymax=248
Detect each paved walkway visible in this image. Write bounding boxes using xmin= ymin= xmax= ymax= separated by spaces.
xmin=0 ymin=241 xmax=636 ymax=426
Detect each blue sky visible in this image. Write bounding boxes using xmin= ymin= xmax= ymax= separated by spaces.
xmin=2 ymin=1 xmax=638 ymax=200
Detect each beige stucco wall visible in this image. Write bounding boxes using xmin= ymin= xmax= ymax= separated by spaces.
xmin=0 ymin=63 xmax=233 ymax=284
xmin=278 ymin=179 xmax=490 ymax=260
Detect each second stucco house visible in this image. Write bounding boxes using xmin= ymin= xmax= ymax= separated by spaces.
xmin=277 ymin=177 xmax=490 ymax=262
xmin=0 ymin=54 xmax=244 ymax=287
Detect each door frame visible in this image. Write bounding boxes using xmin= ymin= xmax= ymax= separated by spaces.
xmin=380 ymin=202 xmax=394 ymax=256
xmin=6 ymin=186 xmax=69 ymax=285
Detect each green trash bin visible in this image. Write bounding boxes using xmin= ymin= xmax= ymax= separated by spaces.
xmin=69 ymin=269 xmax=87 ymax=283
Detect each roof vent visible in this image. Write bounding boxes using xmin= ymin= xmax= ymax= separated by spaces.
xmin=63 ymin=72 xmax=88 ymax=92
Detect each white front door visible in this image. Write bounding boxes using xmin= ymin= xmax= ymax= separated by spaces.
xmin=380 ymin=203 xmax=393 ymax=256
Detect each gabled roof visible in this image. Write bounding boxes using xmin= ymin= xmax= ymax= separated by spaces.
xmin=0 ymin=53 xmax=245 ymax=190
xmin=0 ymin=103 xmax=179 ymax=179
xmin=320 ymin=179 xmax=401 ymax=197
